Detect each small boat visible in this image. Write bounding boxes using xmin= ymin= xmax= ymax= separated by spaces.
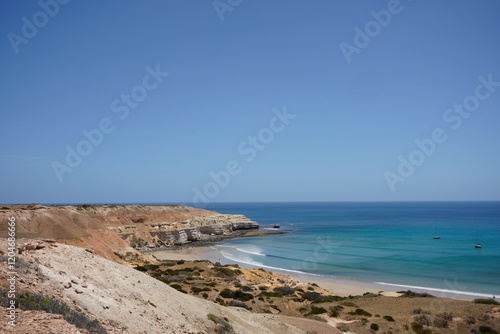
xmin=475 ymin=231 xmax=482 ymax=248
xmin=433 ymin=227 xmax=440 ymax=239
xmin=272 ymin=224 xmax=280 ymax=229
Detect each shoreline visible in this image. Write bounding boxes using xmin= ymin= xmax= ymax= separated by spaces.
xmin=141 ymin=228 xmax=289 ymax=252
xmin=150 ymin=246 xmax=497 ymax=301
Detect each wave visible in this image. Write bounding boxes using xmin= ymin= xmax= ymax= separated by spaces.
xmin=219 ymin=250 xmax=324 ymax=277
xmin=374 ymin=282 xmax=498 ymax=298
xmin=217 ymin=249 xmax=498 ymax=299
xmin=212 ymin=244 xmax=267 ymax=256
xmin=235 ymin=246 xmax=266 ymax=257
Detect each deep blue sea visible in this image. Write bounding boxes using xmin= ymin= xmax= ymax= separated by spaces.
xmin=203 ymin=202 xmax=500 ymax=297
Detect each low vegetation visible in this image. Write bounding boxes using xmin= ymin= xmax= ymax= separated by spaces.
xmin=126 ymin=258 xmax=500 ymax=334
xmin=207 ymin=313 xmax=234 ymax=333
xmin=0 ymin=288 xmax=106 ymax=334
xmin=474 ymin=299 xmax=500 ymax=305
xmin=398 ymin=290 xmax=434 ymax=298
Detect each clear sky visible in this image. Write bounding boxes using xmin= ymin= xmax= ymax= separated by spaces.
xmin=1 ymin=0 xmax=500 ymax=205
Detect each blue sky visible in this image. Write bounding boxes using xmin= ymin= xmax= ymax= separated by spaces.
xmin=1 ymin=0 xmax=499 ymax=204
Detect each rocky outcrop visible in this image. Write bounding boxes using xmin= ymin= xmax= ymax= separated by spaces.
xmin=0 ymin=204 xmax=259 ymax=256
xmin=108 ymin=214 xmax=259 ymax=249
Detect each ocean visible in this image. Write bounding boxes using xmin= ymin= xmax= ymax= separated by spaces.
xmin=202 ymin=202 xmax=500 ymax=298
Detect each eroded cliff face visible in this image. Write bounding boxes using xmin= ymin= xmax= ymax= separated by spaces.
xmin=0 ymin=204 xmax=259 ymax=260
xmin=107 ymin=213 xmax=259 ymax=249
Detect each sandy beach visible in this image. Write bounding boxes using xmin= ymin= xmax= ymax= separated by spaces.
xmin=149 ymin=246 xmax=492 ymax=301
xmin=150 ymin=247 xmax=399 ymax=297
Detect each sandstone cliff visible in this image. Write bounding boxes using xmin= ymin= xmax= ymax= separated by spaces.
xmin=0 ymin=204 xmax=258 ymax=261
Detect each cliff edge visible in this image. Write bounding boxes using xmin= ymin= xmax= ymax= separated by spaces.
xmin=0 ymin=204 xmax=259 ymax=262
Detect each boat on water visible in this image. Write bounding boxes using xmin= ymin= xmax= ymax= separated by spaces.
xmin=272 ymin=224 xmax=280 ymax=229
xmin=433 ymin=227 xmax=440 ymax=239
xmin=475 ymin=231 xmax=482 ymax=248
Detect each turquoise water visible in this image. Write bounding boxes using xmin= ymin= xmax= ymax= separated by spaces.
xmin=203 ymin=202 xmax=500 ymax=297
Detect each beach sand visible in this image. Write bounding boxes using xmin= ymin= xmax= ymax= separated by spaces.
xmin=149 ymin=248 xmax=395 ymax=297
xmin=149 ymin=246 xmax=489 ymax=301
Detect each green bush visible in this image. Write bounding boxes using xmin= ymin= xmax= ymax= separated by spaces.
xmin=383 ymin=315 xmax=395 ymax=322
xmin=473 ymin=298 xmax=500 ymax=305
xmin=259 ymin=291 xmax=283 ymax=298
xmin=398 ymin=290 xmax=434 ymax=298
xmin=410 ymin=322 xmax=432 ymax=334
xmin=219 ymin=289 xmax=233 ymax=298
xmin=212 ymin=267 xmax=241 ymax=277
xmin=258 ymin=286 xmax=268 ymax=291
xmin=348 ymin=308 xmax=372 ymax=317
xmin=169 ymin=284 xmax=187 ymax=294
xmin=301 ymin=291 xmax=327 ymax=302
xmin=307 ymin=306 xmax=327 ymax=315
xmin=330 ymin=309 xmax=339 ymax=317
xmin=190 ymin=286 xmax=210 ymax=294
xmin=232 ymin=289 xmax=253 ymax=301
xmin=370 ymin=323 xmax=379 ymax=331
xmin=219 ymin=289 xmax=253 ymax=301
xmin=228 ymin=300 xmax=251 ymax=310
xmin=273 ymin=286 xmax=295 ymax=295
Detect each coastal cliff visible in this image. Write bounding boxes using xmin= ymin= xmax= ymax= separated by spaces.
xmin=0 ymin=204 xmax=259 ymax=260
xmin=107 ymin=213 xmax=259 ymax=248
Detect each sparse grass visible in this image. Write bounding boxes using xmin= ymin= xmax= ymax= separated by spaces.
xmin=207 ymin=313 xmax=233 ymax=334
xmin=432 ymin=312 xmax=452 ymax=328
xmin=337 ymin=323 xmax=350 ymax=332
xmin=306 ymin=315 xmax=327 ymax=323
xmin=412 ymin=308 xmax=431 ymax=315
xmin=4 ymin=289 xmax=106 ymax=333
xmin=212 ymin=266 xmax=241 ymax=277
xmin=414 ymin=314 xmax=431 ymax=326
